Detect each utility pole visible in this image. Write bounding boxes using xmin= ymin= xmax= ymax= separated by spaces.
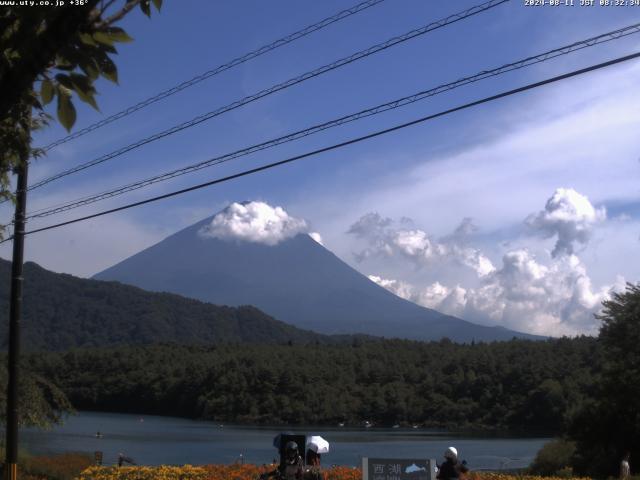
xmin=4 ymin=160 xmax=28 ymax=480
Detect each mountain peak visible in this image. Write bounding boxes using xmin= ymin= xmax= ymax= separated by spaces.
xmin=94 ymin=210 xmax=541 ymax=342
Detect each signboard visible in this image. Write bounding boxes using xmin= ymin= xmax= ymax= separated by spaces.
xmin=362 ymin=457 xmax=436 ymax=480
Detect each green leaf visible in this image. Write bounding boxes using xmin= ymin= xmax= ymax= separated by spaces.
xmin=97 ymin=42 xmax=118 ymax=54
xmin=40 ymin=79 xmax=54 ymax=105
xmin=93 ymin=31 xmax=114 ymax=46
xmin=77 ymin=91 xmax=99 ymax=111
xmin=98 ymin=56 xmax=118 ymax=84
xmin=79 ymin=58 xmax=100 ymax=81
xmin=73 ymin=48 xmax=101 ymax=81
xmin=56 ymin=87 xmax=76 ymax=132
xmin=78 ymin=32 xmax=97 ymax=47
xmin=69 ymin=73 xmax=99 ymax=111
xmin=152 ymin=0 xmax=162 ymax=11
xmin=140 ymin=0 xmax=151 ymax=17
xmin=68 ymin=73 xmax=93 ymax=93
xmin=54 ymin=55 xmax=75 ymax=70
xmin=54 ymin=74 xmax=73 ymax=90
xmin=104 ymin=27 xmax=133 ymax=43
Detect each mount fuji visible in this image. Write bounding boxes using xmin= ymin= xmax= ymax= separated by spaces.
xmin=94 ymin=207 xmax=540 ymax=342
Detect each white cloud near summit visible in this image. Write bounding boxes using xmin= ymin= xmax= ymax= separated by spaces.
xmin=308 ymin=232 xmax=324 ymax=245
xmin=199 ymin=201 xmax=309 ymax=246
xmin=526 ymin=188 xmax=606 ymax=258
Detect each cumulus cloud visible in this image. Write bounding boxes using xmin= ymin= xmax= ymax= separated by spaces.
xmin=526 ymin=188 xmax=606 ymax=257
xmin=467 ymin=250 xmax=622 ymax=335
xmin=199 ymin=201 xmax=309 ymax=246
xmin=347 ymin=212 xmax=391 ymax=238
xmin=369 ymin=275 xmax=467 ymax=318
xmin=452 ymin=217 xmax=479 ymax=239
xmin=368 ymin=275 xmax=414 ymax=300
xmin=348 ymin=214 xmax=494 ymax=277
xmin=371 ymin=249 xmax=623 ymax=336
xmin=356 ymin=189 xmax=626 ymax=335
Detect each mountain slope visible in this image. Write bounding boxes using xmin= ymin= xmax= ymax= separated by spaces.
xmin=94 ymin=217 xmax=540 ymax=342
xmin=0 ymin=258 xmax=332 ymax=350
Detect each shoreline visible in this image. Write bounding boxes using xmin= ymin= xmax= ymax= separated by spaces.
xmin=57 ymin=410 xmax=556 ymax=438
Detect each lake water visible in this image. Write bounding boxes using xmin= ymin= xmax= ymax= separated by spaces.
xmin=21 ymin=411 xmax=550 ymax=469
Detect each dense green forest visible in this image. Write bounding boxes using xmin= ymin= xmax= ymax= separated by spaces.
xmin=26 ymin=337 xmax=600 ymax=432
xmin=5 ymin=283 xmax=639 ymax=477
xmin=0 ymin=259 xmax=339 ymax=349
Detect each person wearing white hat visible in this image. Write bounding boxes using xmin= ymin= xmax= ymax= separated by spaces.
xmin=304 ymin=449 xmax=324 ymax=480
xmin=437 ymin=447 xmax=461 ymax=480
xmin=304 ymin=436 xmax=329 ymax=480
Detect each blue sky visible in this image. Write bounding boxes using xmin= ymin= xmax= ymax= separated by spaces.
xmin=2 ymin=0 xmax=640 ymax=335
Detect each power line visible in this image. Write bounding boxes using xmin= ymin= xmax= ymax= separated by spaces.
xmin=26 ymin=0 xmax=508 ymax=192
xmin=24 ymin=22 xmax=640 ymax=221
xmin=38 ymin=0 xmax=388 ymax=152
xmin=6 ymin=50 xmax=637 ymax=242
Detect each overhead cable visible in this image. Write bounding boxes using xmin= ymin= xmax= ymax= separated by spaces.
xmin=25 ymin=22 xmax=640 ymax=220
xmin=5 ymin=50 xmax=637 ymax=243
xmin=26 ymin=0 xmax=509 ymax=192
xmin=39 ymin=0 xmax=388 ymax=152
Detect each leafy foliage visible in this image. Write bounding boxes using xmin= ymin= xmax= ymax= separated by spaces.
xmin=0 ymin=0 xmax=161 ymax=218
xmin=568 ymin=283 xmax=640 ymax=477
xmin=26 ymin=337 xmax=600 ymax=431
xmin=0 ymin=360 xmax=73 ymax=428
xmin=529 ymin=439 xmax=576 ymax=477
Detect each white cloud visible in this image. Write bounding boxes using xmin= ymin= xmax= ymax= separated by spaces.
xmin=349 ymin=214 xmax=495 ymax=277
xmin=451 ymin=245 xmax=496 ymax=278
xmin=392 ymin=229 xmax=445 ymax=260
xmin=358 ymin=188 xmax=626 ymax=336
xmin=369 ymin=274 xmax=468 ymax=319
xmin=526 ymin=188 xmax=606 ymax=257
xmin=417 ymin=282 xmax=467 ymax=318
xmin=451 ymin=217 xmax=478 ymax=239
xmin=199 ymin=201 xmax=309 ymax=246
xmin=371 ymin=249 xmax=623 ymax=336
xmin=309 ymin=232 xmax=324 ymax=245
xmin=368 ymin=274 xmax=414 ymax=300
xmin=466 ymin=250 xmax=623 ymax=336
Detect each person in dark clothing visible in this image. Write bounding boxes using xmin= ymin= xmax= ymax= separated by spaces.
xmin=117 ymin=453 xmax=136 ymax=467
xmin=304 ymin=449 xmax=325 ymax=480
xmin=261 ymin=441 xmax=304 ymax=480
xmin=437 ymin=447 xmax=462 ymax=480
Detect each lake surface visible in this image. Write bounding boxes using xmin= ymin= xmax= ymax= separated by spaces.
xmin=21 ymin=411 xmax=550 ymax=469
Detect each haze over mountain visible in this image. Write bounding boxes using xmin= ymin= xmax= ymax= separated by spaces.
xmin=0 ymin=258 xmax=333 ymax=350
xmin=95 ymin=202 xmax=541 ymax=342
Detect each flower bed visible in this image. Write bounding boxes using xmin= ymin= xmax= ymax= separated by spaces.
xmin=74 ymin=465 xmax=596 ymax=480
xmin=75 ymin=464 xmax=361 ymax=480
xmin=22 ymin=452 xmax=94 ymax=480
xmin=467 ymin=473 xmax=591 ymax=480
xmin=75 ymin=465 xmax=209 ymax=480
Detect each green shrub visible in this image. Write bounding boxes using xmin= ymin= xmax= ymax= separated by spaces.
xmin=529 ymin=439 xmax=576 ymax=477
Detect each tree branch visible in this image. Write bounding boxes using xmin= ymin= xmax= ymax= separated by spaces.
xmin=100 ymin=0 xmax=120 ymax=17
xmin=95 ymin=0 xmax=142 ymax=29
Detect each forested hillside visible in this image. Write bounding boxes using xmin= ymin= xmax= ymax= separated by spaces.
xmin=0 ymin=259 xmax=333 ymax=349
xmin=27 ymin=337 xmax=600 ymax=432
